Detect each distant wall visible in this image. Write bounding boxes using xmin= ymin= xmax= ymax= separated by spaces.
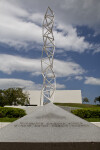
xmin=54 ymin=90 xmax=82 ymax=104
xmin=26 ymin=90 xmax=82 ymax=106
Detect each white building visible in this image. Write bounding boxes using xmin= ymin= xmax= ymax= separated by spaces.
xmin=26 ymin=90 xmax=82 ymax=106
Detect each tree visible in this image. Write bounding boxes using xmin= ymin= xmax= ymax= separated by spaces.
xmin=0 ymin=88 xmax=30 ymax=106
xmin=14 ymin=88 xmax=30 ymax=105
xmin=0 ymin=92 xmax=5 ymax=107
xmin=94 ymin=96 xmax=100 ymax=104
xmin=83 ymin=97 xmax=89 ymax=103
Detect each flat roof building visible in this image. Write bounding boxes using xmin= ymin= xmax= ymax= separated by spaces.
xmin=26 ymin=90 xmax=82 ymax=106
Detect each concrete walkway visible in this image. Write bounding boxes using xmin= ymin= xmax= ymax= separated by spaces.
xmin=59 ymin=106 xmax=81 ymax=112
xmin=23 ymin=106 xmax=40 ymax=115
xmin=0 ymin=122 xmax=10 ymax=129
xmin=91 ymin=122 xmax=100 ymax=127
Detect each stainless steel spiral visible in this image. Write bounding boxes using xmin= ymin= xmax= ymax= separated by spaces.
xmin=40 ymin=7 xmax=56 ymax=105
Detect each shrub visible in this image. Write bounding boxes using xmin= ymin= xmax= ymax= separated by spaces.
xmin=71 ymin=108 xmax=100 ymax=118
xmin=0 ymin=107 xmax=26 ymax=118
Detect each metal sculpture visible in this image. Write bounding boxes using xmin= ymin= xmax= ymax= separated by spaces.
xmin=40 ymin=7 xmax=56 ymax=106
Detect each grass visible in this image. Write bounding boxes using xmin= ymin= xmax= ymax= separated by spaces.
xmin=0 ymin=106 xmax=26 ymax=122
xmin=0 ymin=117 xmax=18 ymax=122
xmin=84 ymin=118 xmax=100 ymax=122
xmin=54 ymin=103 xmax=100 ymax=109
xmin=54 ymin=103 xmax=100 ymax=122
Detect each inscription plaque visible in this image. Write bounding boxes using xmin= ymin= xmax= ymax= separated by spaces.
xmin=14 ymin=122 xmax=89 ymax=128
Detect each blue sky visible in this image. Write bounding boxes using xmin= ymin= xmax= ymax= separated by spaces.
xmin=0 ymin=0 xmax=100 ymax=104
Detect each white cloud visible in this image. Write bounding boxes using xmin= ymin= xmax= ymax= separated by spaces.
xmin=60 ymin=0 xmax=100 ymax=30
xmin=94 ymin=48 xmax=100 ymax=54
xmin=75 ymin=76 xmax=83 ymax=80
xmin=0 ymin=78 xmax=42 ymax=90
xmin=0 ymin=54 xmax=85 ymax=77
xmin=56 ymin=83 xmax=66 ymax=89
xmin=84 ymin=77 xmax=100 ymax=85
xmin=0 ymin=1 xmax=42 ymax=49
xmin=29 ymin=13 xmax=43 ymax=25
xmin=0 ymin=0 xmax=91 ymax=53
xmin=0 ymin=54 xmax=40 ymax=75
xmin=0 ymin=0 xmax=28 ymax=18
xmin=17 ymin=0 xmax=100 ymax=31
xmin=54 ymin=59 xmax=85 ymax=77
xmin=92 ymin=45 xmax=100 ymax=54
xmin=88 ymin=43 xmax=100 ymax=54
xmin=55 ymin=24 xmax=90 ymax=53
xmin=0 ymin=14 xmax=42 ymax=48
xmin=0 ymin=78 xmax=66 ymax=90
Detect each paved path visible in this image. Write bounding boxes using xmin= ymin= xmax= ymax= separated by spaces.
xmin=0 ymin=122 xmax=10 ymax=129
xmin=23 ymin=106 xmax=40 ymax=115
xmin=91 ymin=122 xmax=100 ymax=127
xmin=59 ymin=106 xmax=81 ymax=112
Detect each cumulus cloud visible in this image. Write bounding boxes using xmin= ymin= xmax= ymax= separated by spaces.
xmin=94 ymin=48 xmax=100 ymax=54
xmin=0 ymin=1 xmax=43 ymax=49
xmin=0 ymin=78 xmax=42 ymax=90
xmin=29 ymin=13 xmax=43 ymax=25
xmin=92 ymin=44 xmax=100 ymax=54
xmin=55 ymin=24 xmax=90 ymax=53
xmin=56 ymin=83 xmax=66 ymax=89
xmin=0 ymin=54 xmax=85 ymax=77
xmin=84 ymin=77 xmax=100 ymax=85
xmin=54 ymin=59 xmax=85 ymax=77
xmin=0 ymin=11 xmax=42 ymax=49
xmin=75 ymin=76 xmax=83 ymax=80
xmin=0 ymin=54 xmax=40 ymax=75
xmin=0 ymin=78 xmax=66 ymax=90
xmin=0 ymin=0 xmax=91 ymax=52
xmin=17 ymin=0 xmax=100 ymax=31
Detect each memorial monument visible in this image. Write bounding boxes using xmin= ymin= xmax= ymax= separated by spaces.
xmin=0 ymin=103 xmax=100 ymax=150
xmin=40 ymin=7 xmax=56 ymax=106
xmin=0 ymin=7 xmax=100 ymax=150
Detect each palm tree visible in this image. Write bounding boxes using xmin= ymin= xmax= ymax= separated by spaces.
xmin=83 ymin=97 xmax=89 ymax=103
xmin=94 ymin=96 xmax=100 ymax=104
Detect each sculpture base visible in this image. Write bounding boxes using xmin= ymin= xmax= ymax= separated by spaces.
xmin=0 ymin=103 xmax=100 ymax=150
xmin=0 ymin=142 xmax=100 ymax=150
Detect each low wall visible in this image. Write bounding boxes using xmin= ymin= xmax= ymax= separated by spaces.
xmin=27 ymin=90 xmax=82 ymax=106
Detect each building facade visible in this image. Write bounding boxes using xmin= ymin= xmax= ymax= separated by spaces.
xmin=26 ymin=90 xmax=82 ymax=106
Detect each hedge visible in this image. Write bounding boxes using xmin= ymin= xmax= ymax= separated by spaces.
xmin=71 ymin=108 xmax=100 ymax=118
xmin=0 ymin=107 xmax=26 ymax=118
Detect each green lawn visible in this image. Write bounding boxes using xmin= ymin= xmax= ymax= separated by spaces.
xmin=84 ymin=118 xmax=100 ymax=122
xmin=54 ymin=103 xmax=100 ymax=122
xmin=0 ymin=117 xmax=18 ymax=122
xmin=54 ymin=103 xmax=100 ymax=109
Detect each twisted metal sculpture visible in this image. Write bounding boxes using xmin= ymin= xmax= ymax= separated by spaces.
xmin=40 ymin=7 xmax=56 ymax=106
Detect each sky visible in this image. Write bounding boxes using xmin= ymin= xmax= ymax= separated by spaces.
xmin=0 ymin=0 xmax=100 ymax=104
